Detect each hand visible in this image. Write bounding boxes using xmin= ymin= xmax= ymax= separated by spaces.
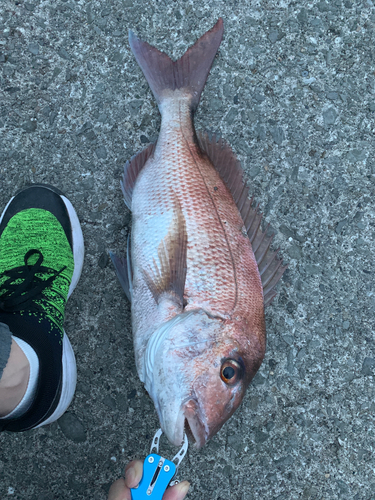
xmin=108 ymin=460 xmax=190 ymax=500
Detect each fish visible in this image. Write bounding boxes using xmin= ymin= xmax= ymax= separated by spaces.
xmin=110 ymin=18 xmax=286 ymax=448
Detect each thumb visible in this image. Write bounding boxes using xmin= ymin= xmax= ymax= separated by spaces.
xmin=124 ymin=460 xmax=144 ymax=489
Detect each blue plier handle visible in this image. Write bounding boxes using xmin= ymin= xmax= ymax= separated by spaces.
xmin=131 ymin=429 xmax=188 ymax=500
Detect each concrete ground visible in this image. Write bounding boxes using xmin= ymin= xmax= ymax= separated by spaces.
xmin=1 ymin=0 xmax=375 ymax=499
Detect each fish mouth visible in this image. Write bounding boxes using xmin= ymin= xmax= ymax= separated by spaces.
xmin=158 ymin=397 xmax=208 ymax=448
xmin=182 ymin=399 xmax=207 ymax=449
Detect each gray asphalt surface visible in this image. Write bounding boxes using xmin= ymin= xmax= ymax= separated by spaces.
xmin=1 ymin=1 xmax=375 ymax=499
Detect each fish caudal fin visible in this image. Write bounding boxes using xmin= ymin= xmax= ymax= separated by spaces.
xmin=143 ymin=203 xmax=187 ymax=309
xmin=129 ymin=18 xmax=224 ymax=111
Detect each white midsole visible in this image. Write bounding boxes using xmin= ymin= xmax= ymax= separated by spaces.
xmin=0 ymin=196 xmax=15 ymax=225
xmin=61 ymin=194 xmax=84 ymax=298
xmin=35 ymin=330 xmax=77 ymax=427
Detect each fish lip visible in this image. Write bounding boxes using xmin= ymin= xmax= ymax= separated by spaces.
xmin=182 ymin=398 xmax=207 ymax=449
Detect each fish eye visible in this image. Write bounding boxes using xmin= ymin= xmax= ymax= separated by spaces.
xmin=220 ymin=359 xmax=242 ymax=385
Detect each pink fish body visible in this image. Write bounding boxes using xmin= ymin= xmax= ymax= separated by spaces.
xmin=111 ymin=19 xmax=286 ymax=448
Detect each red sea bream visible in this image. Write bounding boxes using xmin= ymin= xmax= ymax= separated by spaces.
xmin=111 ymin=19 xmax=286 ymax=448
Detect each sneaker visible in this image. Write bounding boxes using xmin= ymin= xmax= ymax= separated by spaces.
xmin=0 ymin=184 xmax=84 ymax=432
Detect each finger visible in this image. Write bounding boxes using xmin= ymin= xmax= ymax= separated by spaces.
xmin=124 ymin=460 xmax=144 ymax=489
xmin=163 ymin=481 xmax=190 ymax=500
xmin=107 ymin=478 xmax=130 ymax=500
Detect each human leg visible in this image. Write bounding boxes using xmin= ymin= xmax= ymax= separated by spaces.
xmin=0 ymin=335 xmax=30 ymax=417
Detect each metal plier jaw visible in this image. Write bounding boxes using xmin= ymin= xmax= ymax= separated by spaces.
xmin=130 ymin=429 xmax=188 ymax=499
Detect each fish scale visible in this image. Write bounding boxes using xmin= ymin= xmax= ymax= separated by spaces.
xmin=133 ymin=138 xmax=260 ymax=321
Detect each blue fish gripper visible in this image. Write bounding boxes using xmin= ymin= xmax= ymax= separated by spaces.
xmin=131 ymin=429 xmax=188 ymax=500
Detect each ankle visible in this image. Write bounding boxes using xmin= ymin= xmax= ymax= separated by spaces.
xmin=0 ymin=339 xmax=30 ymax=417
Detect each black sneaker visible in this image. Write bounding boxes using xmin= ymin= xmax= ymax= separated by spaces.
xmin=0 ymin=184 xmax=84 ymax=432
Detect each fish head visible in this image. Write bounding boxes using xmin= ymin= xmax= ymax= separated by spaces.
xmin=143 ymin=308 xmax=265 ymax=448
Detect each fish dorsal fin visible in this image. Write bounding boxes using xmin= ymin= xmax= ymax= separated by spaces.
xmin=143 ymin=202 xmax=187 ymax=309
xmin=121 ymin=142 xmax=156 ymax=209
xmin=197 ymin=132 xmax=287 ymax=307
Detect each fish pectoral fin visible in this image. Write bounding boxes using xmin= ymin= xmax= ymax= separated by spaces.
xmin=198 ymin=131 xmax=287 ymax=306
xmin=110 ymin=235 xmax=133 ymax=302
xmin=143 ymin=204 xmax=187 ymax=308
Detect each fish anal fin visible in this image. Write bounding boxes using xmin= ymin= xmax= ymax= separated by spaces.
xmin=121 ymin=142 xmax=156 ymax=209
xmin=198 ymin=131 xmax=288 ymax=306
xmin=143 ymin=205 xmax=187 ymax=309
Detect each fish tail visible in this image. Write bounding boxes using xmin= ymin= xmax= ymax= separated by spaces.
xmin=128 ymin=18 xmax=224 ymax=112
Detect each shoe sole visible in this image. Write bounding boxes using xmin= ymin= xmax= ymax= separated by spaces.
xmin=0 ymin=185 xmax=84 ymax=427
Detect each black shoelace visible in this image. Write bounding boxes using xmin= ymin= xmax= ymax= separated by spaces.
xmin=0 ymin=249 xmax=66 ymax=313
